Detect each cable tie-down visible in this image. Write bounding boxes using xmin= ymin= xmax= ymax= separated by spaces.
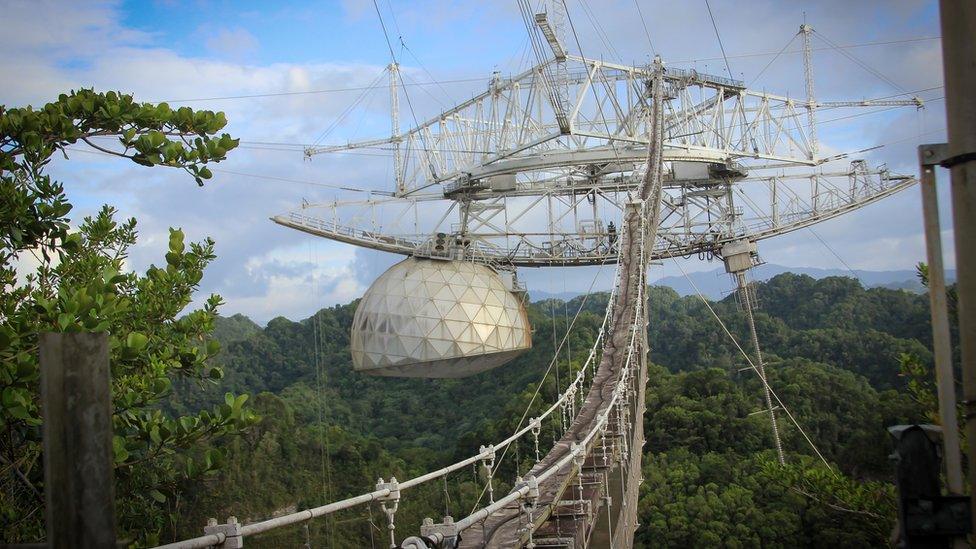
xmin=479 ymin=445 xmax=496 ymax=504
xmin=376 ymin=477 xmax=400 ymax=548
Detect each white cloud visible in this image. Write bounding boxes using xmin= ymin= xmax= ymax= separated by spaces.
xmin=2 ymin=0 xmax=948 ymax=321
xmin=204 ymin=28 xmax=260 ymax=61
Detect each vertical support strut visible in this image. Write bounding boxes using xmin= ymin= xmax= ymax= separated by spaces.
xmin=800 ymin=23 xmax=818 ymax=161
xmin=938 ymin=0 xmax=976 ymax=532
xmin=918 ymin=143 xmax=964 ymax=496
xmin=390 ymin=62 xmax=403 ymax=196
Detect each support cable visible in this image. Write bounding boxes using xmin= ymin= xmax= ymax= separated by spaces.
xmin=670 ymin=257 xmax=835 ymax=471
xmin=466 ymin=252 xmax=617 ymax=514
xmin=577 ymin=0 xmax=623 ymax=61
xmin=150 ymin=36 xmax=937 ymax=104
xmin=632 ymin=0 xmax=657 ymax=56
xmin=807 ymin=227 xmax=863 ymax=284
xmin=748 ymin=34 xmax=797 ymax=87
xmin=560 ymin=0 xmax=627 ymax=166
xmin=550 ymin=283 xmax=562 ymax=431
xmin=370 ymin=0 xmax=437 ymax=183
xmin=311 ymin=241 xmax=336 ymax=547
xmin=812 ymin=29 xmax=909 ymax=94
xmin=310 ymin=69 xmax=389 ymax=147
xmin=371 ymin=0 xmax=397 ymax=62
xmin=704 ymin=0 xmax=734 ymax=80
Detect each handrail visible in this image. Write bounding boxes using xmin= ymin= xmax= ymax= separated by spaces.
xmin=154 ymin=533 xmax=226 ymax=549
xmin=151 ymin=246 xmax=624 ymax=549
xmin=240 ymin=489 xmax=392 ymax=537
xmin=453 ymin=192 xmax=650 ymax=538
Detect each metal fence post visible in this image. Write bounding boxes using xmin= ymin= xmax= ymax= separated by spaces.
xmin=39 ymin=332 xmax=117 ymax=548
xmin=940 ymin=0 xmax=976 ymax=534
xmin=918 ymin=144 xmax=964 ymax=498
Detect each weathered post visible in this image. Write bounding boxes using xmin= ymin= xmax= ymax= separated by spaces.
xmin=939 ymin=0 xmax=976 ymax=535
xmin=40 ymin=332 xmax=117 ymax=548
xmin=917 ymin=143 xmax=964 ymax=498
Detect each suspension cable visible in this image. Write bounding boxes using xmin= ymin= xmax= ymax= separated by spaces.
xmin=669 ymin=257 xmax=834 ymax=471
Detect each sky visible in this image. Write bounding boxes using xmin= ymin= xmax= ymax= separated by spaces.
xmin=3 ymin=0 xmax=949 ymax=323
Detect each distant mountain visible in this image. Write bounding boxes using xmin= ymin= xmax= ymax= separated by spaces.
xmin=212 ymin=313 xmax=262 ymax=343
xmin=650 ymin=263 xmax=956 ymax=300
xmin=527 ymin=289 xmax=584 ymax=302
xmin=528 ymin=265 xmax=953 ymax=303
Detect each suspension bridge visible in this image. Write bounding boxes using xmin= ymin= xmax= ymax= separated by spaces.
xmin=154 ymin=1 xmax=926 ymax=546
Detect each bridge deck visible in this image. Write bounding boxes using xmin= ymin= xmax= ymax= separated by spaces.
xmin=458 ymin=197 xmax=648 ymax=548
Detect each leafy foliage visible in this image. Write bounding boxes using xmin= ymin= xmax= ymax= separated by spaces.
xmin=0 ymin=90 xmax=251 ymax=545
xmin=162 ymin=273 xmax=931 ymax=546
xmin=646 ymin=276 xmax=934 ymax=390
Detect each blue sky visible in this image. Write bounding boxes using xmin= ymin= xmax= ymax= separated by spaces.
xmin=119 ymin=1 xmax=524 ymax=69
xmin=4 ymin=0 xmax=947 ymax=322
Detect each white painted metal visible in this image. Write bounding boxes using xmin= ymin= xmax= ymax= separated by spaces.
xmin=273 ymin=162 xmax=914 ymax=266
xmin=390 ymin=62 xmax=403 ymax=196
xmin=289 ymin=49 xmax=918 ymax=268
xmin=801 ymin=23 xmax=818 ymax=160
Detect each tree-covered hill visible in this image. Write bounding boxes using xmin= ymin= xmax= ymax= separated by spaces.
xmin=169 ymin=272 xmax=934 ymax=546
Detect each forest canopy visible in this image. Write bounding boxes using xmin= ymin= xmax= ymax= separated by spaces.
xmin=160 ymin=274 xmax=931 ymax=547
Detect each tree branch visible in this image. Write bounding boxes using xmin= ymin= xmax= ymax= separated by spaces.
xmin=80 ymin=137 xmax=132 ymax=160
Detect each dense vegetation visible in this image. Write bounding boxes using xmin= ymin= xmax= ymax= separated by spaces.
xmin=0 ymin=89 xmax=943 ymax=547
xmin=161 ymin=275 xmax=934 ymax=547
xmin=0 ymin=90 xmax=249 ymax=545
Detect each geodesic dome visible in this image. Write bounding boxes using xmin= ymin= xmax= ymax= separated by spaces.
xmin=350 ymin=257 xmax=532 ymax=378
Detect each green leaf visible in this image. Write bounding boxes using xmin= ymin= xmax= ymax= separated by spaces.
xmin=112 ymin=436 xmax=129 ymax=463
xmin=57 ymin=313 xmax=73 ymax=331
xmin=205 ymin=339 xmax=220 ymax=355
xmin=7 ymin=405 xmax=32 ymax=420
xmin=150 ymin=426 xmax=162 ymax=444
xmin=233 ymin=394 xmax=248 ymax=415
xmin=126 ymin=332 xmax=148 ymax=352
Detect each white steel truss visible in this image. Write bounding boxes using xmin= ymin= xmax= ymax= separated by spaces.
xmin=273 ymin=159 xmax=914 ymax=267
xmin=287 ymin=27 xmax=920 ymax=268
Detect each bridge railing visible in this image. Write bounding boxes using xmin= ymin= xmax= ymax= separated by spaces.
xmin=446 ymin=193 xmax=651 ymax=546
xmin=154 ymin=251 xmax=624 ymax=549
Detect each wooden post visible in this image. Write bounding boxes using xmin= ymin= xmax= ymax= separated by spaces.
xmin=40 ymin=332 xmax=117 ymax=548
xmin=939 ymin=0 xmax=976 ymax=533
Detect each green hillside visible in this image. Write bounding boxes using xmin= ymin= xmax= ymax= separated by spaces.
xmin=168 ymin=273 xmax=934 ymax=547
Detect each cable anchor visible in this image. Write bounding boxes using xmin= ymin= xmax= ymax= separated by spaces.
xmin=376 ymin=476 xmax=401 ymax=549
xmin=479 ymin=444 xmax=496 ymax=504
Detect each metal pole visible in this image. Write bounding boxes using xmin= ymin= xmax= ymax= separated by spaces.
xmin=918 ymin=144 xmax=964 ymax=496
xmin=939 ymin=0 xmax=976 ymax=531
xmin=40 ymin=332 xmax=117 ymax=549
xmin=390 ymin=62 xmax=403 ymax=196
xmin=800 ymin=23 xmax=818 ymax=161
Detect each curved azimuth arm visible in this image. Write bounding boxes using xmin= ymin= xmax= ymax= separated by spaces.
xmin=304 ymin=56 xmax=920 ymax=197
xmin=272 ymin=161 xmax=915 ymax=267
